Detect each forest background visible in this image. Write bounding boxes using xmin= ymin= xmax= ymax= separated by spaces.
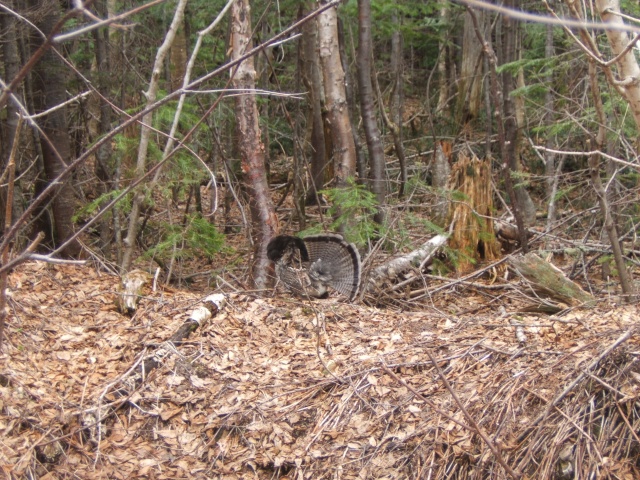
xmin=2 ymin=0 xmax=640 ymax=478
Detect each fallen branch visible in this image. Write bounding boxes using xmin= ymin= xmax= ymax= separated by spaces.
xmin=517 ymin=326 xmax=636 ymax=443
xmin=365 ymin=234 xmax=448 ymax=292
xmin=508 ymin=253 xmax=595 ymax=306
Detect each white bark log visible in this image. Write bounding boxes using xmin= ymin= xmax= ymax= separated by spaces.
xmin=366 ymin=234 xmax=448 ymax=291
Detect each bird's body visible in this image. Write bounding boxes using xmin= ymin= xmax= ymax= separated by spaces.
xmin=267 ymin=234 xmax=361 ymax=301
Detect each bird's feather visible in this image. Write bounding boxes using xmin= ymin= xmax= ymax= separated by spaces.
xmin=267 ymin=234 xmax=361 ymax=301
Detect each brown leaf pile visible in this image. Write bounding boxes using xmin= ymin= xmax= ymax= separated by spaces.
xmin=1 ymin=262 xmax=639 ymax=479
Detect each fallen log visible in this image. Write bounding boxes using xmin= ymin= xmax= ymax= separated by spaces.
xmin=365 ymin=234 xmax=448 ymax=292
xmin=508 ymin=253 xmax=594 ymax=306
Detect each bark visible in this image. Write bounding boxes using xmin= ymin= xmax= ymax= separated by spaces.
xmin=317 ymin=0 xmax=356 ymax=186
xmin=120 ymin=0 xmax=188 ymax=272
xmin=587 ymin=60 xmax=635 ymax=299
xmin=501 ymin=6 xmax=536 ymax=227
xmin=231 ymin=0 xmax=278 ymax=290
xmin=301 ymin=1 xmax=329 ymax=204
xmin=302 ymin=4 xmax=328 ymax=200
xmin=357 ymin=0 xmax=386 ymax=224
xmin=467 ymin=7 xmax=528 ymax=253
xmin=436 ymin=0 xmax=451 ymax=115
xmin=457 ymin=9 xmax=484 ymax=122
xmin=1 ymin=0 xmax=24 ymax=229
xmin=337 ymin=17 xmax=366 ymax=183
xmin=543 ymin=23 xmax=558 ymax=233
xmin=389 ymin=12 xmax=407 ymax=199
xmin=31 ymin=0 xmax=80 ymax=257
xmin=432 ymin=141 xmax=451 ymax=225
xmin=594 ymin=0 xmax=640 ymax=131
xmin=366 ymin=235 xmax=449 ymax=292
xmin=508 ymin=253 xmax=595 ymax=306
xmin=169 ymin=17 xmax=188 ymax=93
xmin=92 ymin=0 xmax=115 ymax=254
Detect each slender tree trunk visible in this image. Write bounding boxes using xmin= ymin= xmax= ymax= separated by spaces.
xmin=301 ymin=1 xmax=329 ymax=205
xmin=1 ymin=0 xmax=25 ymax=229
xmin=501 ymin=6 xmax=536 ymax=226
xmin=121 ymin=0 xmax=188 ymax=272
xmin=543 ymin=23 xmax=561 ymax=235
xmin=169 ymin=17 xmax=188 ymax=93
xmin=357 ymin=0 xmax=386 ymax=224
xmin=436 ymin=0 xmax=451 ymax=115
xmin=338 ymin=18 xmax=366 ymax=183
xmin=31 ymin=0 xmax=80 ymax=257
xmin=317 ymin=0 xmax=356 ymax=186
xmin=231 ymin=0 xmax=278 ymax=290
xmin=389 ymin=12 xmax=407 ymax=199
xmin=92 ymin=0 xmax=115 ymax=255
xmin=587 ymin=61 xmax=635 ymax=299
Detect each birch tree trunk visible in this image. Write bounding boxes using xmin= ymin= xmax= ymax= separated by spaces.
xmin=317 ymin=0 xmax=356 ymax=186
xmin=543 ymin=23 xmax=559 ymax=233
xmin=301 ymin=0 xmax=329 ymax=205
xmin=594 ymin=0 xmax=640 ymax=130
xmin=436 ymin=0 xmax=451 ymax=115
xmin=231 ymin=0 xmax=278 ymax=290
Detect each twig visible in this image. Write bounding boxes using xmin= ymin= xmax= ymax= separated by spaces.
xmin=424 ymin=350 xmax=522 ymax=479
xmin=517 ymin=326 xmax=636 ymax=443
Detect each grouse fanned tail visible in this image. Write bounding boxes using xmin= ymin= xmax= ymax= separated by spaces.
xmin=267 ymin=234 xmax=361 ymax=301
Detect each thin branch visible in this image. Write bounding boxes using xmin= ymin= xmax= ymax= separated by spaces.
xmin=454 ymin=0 xmax=640 ymax=34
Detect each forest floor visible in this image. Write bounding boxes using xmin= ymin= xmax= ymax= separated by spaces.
xmin=1 ymin=250 xmax=639 ymax=478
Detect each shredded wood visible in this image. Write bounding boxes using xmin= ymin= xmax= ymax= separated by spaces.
xmin=1 ymin=261 xmax=639 ymax=479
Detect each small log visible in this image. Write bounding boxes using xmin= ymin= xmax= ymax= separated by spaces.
xmin=366 ymin=234 xmax=448 ymax=291
xmin=83 ymin=294 xmax=227 ymax=445
xmin=116 ymin=269 xmax=152 ymax=314
xmin=508 ymin=253 xmax=594 ymax=306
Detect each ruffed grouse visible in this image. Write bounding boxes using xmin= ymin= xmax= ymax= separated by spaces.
xmin=267 ymin=234 xmax=361 ymax=301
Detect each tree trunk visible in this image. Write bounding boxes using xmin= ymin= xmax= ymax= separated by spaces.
xmin=301 ymin=1 xmax=329 ymax=205
xmin=436 ymin=0 xmax=451 ymax=116
xmin=501 ymin=6 xmax=536 ymax=227
xmin=92 ymin=0 xmax=115 ymax=255
xmin=338 ymin=17 xmax=366 ymax=183
xmin=594 ymin=0 xmax=640 ymax=131
xmin=468 ymin=7 xmax=528 ymax=253
xmin=587 ymin=60 xmax=635 ymax=299
xmin=31 ymin=0 xmax=80 ymax=257
xmin=1 ymin=0 xmax=25 ymax=230
xmin=231 ymin=0 xmax=278 ymax=290
xmin=169 ymin=16 xmax=188 ymax=93
xmin=543 ymin=23 xmax=559 ymax=233
xmin=120 ymin=0 xmax=188 ymax=272
xmin=457 ymin=9 xmax=484 ymax=123
xmin=389 ymin=12 xmax=407 ymax=199
xmin=357 ymin=0 xmax=386 ymax=224
xmin=317 ymin=0 xmax=356 ymax=186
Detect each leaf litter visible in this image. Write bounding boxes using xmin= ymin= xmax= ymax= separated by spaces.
xmin=1 ymin=261 xmax=639 ymax=479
